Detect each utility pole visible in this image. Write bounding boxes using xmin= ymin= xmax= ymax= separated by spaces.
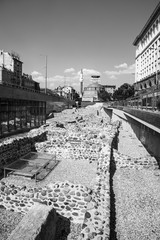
xmin=45 ymin=55 xmax=47 ymax=94
xmin=40 ymin=54 xmax=48 ymax=94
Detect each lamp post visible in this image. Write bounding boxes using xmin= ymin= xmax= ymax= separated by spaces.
xmin=40 ymin=54 xmax=48 ymax=94
xmin=45 ymin=55 xmax=47 ymax=94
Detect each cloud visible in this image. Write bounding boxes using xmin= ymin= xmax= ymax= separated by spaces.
xmin=128 ymin=64 xmax=135 ymax=71
xmin=31 ymin=71 xmax=63 ymax=89
xmin=104 ymin=63 xmax=135 ymax=79
xmin=31 ymin=71 xmax=44 ymax=83
xmin=115 ymin=63 xmax=128 ymax=69
xmin=31 ymin=71 xmax=42 ymax=76
xmin=64 ymin=68 xmax=75 ymax=73
xmin=31 ymin=67 xmax=101 ymax=91
xmin=81 ymin=68 xmax=101 ymax=76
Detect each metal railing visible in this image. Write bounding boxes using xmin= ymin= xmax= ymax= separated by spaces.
xmin=105 ymin=90 xmax=160 ymax=112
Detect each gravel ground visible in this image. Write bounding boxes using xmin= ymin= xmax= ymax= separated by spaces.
xmin=42 ymin=157 xmax=97 ymax=188
xmin=3 ymin=156 xmax=97 ymax=190
xmin=114 ymin=169 xmax=160 ymax=240
xmin=0 ymin=207 xmax=23 ymax=240
xmin=118 ymin=124 xmax=150 ymax=158
xmin=55 ymin=217 xmax=82 ymax=240
xmin=114 ymin=122 xmax=160 ymax=240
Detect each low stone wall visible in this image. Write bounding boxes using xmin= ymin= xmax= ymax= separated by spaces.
xmin=78 ymin=146 xmax=111 ymax=239
xmin=0 ymin=127 xmax=47 ymax=169
xmin=0 ymin=105 xmax=121 ymax=240
xmin=0 ymin=180 xmax=92 ymax=223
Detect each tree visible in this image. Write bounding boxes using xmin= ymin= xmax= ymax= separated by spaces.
xmin=73 ymin=92 xmax=80 ymax=101
xmin=98 ymin=89 xmax=111 ymax=102
xmin=113 ymin=83 xmax=134 ymax=100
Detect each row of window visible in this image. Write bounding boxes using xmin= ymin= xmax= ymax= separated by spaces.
xmin=0 ymin=99 xmax=46 ymax=137
xmin=136 ymin=38 xmax=160 ymax=80
xmin=141 ymin=16 xmax=160 ymax=49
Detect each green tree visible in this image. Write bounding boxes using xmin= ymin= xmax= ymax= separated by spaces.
xmin=73 ymin=92 xmax=80 ymax=101
xmin=98 ymin=89 xmax=111 ymax=101
xmin=113 ymin=83 xmax=134 ymax=100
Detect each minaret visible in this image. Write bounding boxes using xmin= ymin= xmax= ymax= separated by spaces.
xmin=79 ymin=69 xmax=83 ymax=97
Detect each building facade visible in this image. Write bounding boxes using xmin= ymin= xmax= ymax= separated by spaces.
xmin=54 ymin=85 xmax=77 ymax=100
xmin=82 ymin=82 xmax=104 ymax=102
xmin=133 ymin=2 xmax=160 ymax=95
xmin=0 ymin=50 xmax=45 ymax=138
xmin=82 ymin=76 xmax=103 ymax=102
xmin=0 ymin=85 xmax=47 ymax=138
xmin=0 ymin=50 xmax=74 ymax=138
xmin=82 ymin=75 xmax=116 ymax=102
xmin=103 ymin=85 xmax=116 ymax=94
xmin=0 ymin=50 xmax=40 ymax=90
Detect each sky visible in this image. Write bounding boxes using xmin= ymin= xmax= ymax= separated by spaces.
xmin=0 ymin=0 xmax=160 ymax=92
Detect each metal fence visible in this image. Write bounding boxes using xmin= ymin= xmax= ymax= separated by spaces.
xmin=106 ymin=89 xmax=160 ymax=112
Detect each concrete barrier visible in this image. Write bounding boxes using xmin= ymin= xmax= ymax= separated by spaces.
xmin=104 ymin=107 xmax=160 ymax=162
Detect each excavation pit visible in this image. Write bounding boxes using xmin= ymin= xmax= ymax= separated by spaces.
xmin=3 ymin=152 xmax=58 ymax=181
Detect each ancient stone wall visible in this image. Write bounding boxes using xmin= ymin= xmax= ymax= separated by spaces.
xmin=0 ymin=127 xmax=47 ymax=170
xmin=0 ymin=105 xmax=121 ymax=240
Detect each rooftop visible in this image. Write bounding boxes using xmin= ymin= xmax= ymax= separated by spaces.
xmin=133 ymin=2 xmax=160 ymax=46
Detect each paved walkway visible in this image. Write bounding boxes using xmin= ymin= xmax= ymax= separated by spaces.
xmin=114 ymin=121 xmax=160 ymax=240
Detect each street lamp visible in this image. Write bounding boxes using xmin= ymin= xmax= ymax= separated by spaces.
xmin=40 ymin=54 xmax=48 ymax=94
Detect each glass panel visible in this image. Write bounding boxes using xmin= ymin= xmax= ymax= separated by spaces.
xmin=15 ymin=101 xmax=22 ymax=129
xmin=26 ymin=102 xmax=31 ymax=128
xmin=21 ymin=110 xmax=27 ymax=128
xmin=9 ymin=111 xmax=15 ymax=131
xmin=1 ymin=111 xmax=9 ymax=134
xmin=1 ymin=100 xmax=9 ymax=134
xmin=0 ymin=99 xmax=46 ymax=137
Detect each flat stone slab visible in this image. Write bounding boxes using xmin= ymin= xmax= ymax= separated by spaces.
xmin=7 ymin=203 xmax=57 ymax=240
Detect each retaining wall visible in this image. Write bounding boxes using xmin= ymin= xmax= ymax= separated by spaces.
xmin=0 ymin=127 xmax=47 ymax=170
xmin=104 ymin=107 xmax=160 ymax=161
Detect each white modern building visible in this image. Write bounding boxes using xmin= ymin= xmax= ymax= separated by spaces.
xmin=133 ymin=2 xmax=160 ymax=93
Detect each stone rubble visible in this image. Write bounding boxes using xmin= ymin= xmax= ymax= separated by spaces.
xmin=0 ymin=180 xmax=91 ymax=224
xmin=1 ymin=103 xmax=159 ymax=240
xmin=0 ymin=103 xmax=120 ymax=240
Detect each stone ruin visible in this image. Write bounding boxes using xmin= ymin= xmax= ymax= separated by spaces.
xmin=0 ymin=104 xmax=120 ymax=240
